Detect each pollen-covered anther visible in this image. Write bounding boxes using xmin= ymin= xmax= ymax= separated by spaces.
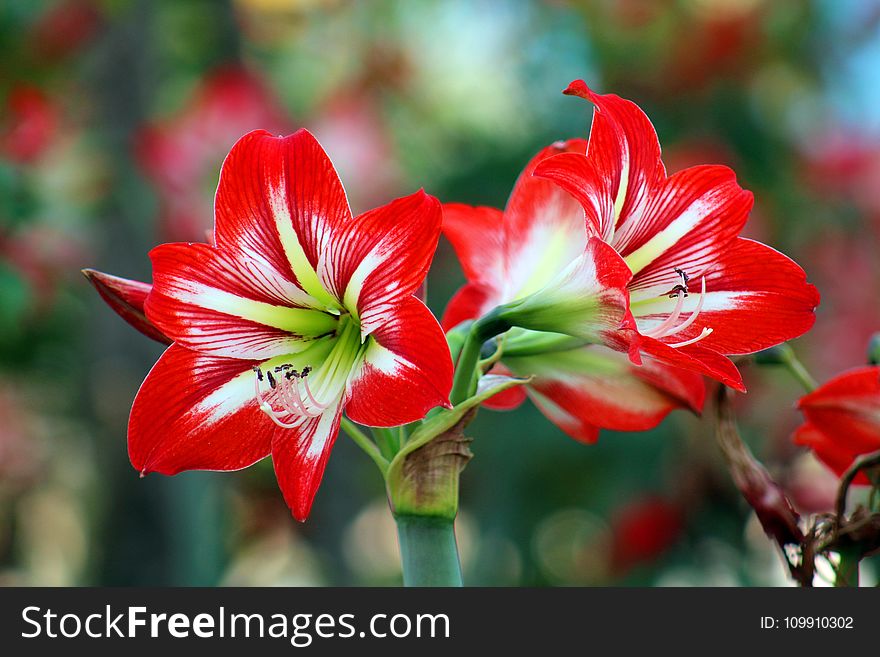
xmin=253 ymin=362 xmax=328 ymax=428
xmin=643 ymin=275 xmax=713 ymax=348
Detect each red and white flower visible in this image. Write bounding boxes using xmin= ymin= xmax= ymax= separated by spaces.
xmin=533 ymin=81 xmax=819 ymax=389
xmin=110 ymin=129 xmax=452 ymax=520
xmin=793 ymin=367 xmax=880 ymax=485
xmin=442 ymin=81 xmax=818 ymax=441
xmin=442 ymin=141 xmax=705 ymax=442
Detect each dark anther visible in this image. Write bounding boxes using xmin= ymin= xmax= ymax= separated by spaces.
xmin=252 ymin=366 xmax=264 ymax=381
xmin=301 ymin=366 xmax=312 ymax=376
xmin=285 ymin=369 xmax=300 ymax=380
xmin=266 ymin=371 xmax=277 ymax=389
xmin=666 ymin=268 xmax=690 ymax=297
xmin=674 ymin=267 xmax=690 ymax=285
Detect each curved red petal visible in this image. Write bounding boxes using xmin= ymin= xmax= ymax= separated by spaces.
xmin=82 ymin=269 xmax=170 ymax=344
xmin=441 ymin=282 xmax=498 ymax=332
xmin=441 ymin=203 xmax=506 ymax=285
xmin=532 ymin=151 xmax=614 ymax=239
xmin=213 ymin=129 xmax=351 ymax=303
xmin=481 ymin=363 xmax=529 ymax=411
xmin=622 ymin=164 xmax=753 ymax=280
xmin=129 ymin=344 xmax=273 ymax=475
xmin=798 ymin=366 xmax=880 ymax=454
xmin=505 ymin=139 xmax=589 ymax=242
xmin=640 ymin=336 xmax=745 ymax=392
xmin=634 ymin=238 xmax=819 ymax=355
xmin=792 ymin=423 xmax=872 ymax=485
xmin=338 ymin=190 xmax=443 ymax=338
xmin=506 ymin=345 xmax=704 ymax=442
xmin=346 ymin=297 xmax=453 ymax=427
xmin=564 ymin=80 xmax=666 ymax=238
xmin=271 ymin=403 xmax=343 ymax=521
xmin=146 ymin=242 xmax=336 ymax=359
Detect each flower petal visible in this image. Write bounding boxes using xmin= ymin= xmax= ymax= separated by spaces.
xmin=496 ymin=236 xmax=633 ymax=343
xmin=798 ymin=366 xmax=880 ymax=454
xmin=505 ymin=345 xmax=705 ymax=443
xmin=338 ymin=190 xmax=442 ymax=338
xmin=146 ymin=242 xmax=338 ymax=359
xmin=639 ymin=335 xmax=745 ymax=392
xmin=82 ymin=269 xmax=170 ymax=344
xmin=271 ymin=401 xmax=343 ymax=521
xmin=792 ymin=423 xmax=872 ymax=485
xmin=532 ymin=151 xmax=614 ymax=239
xmin=621 ymin=164 xmax=753 ymax=279
xmin=564 ymin=80 xmax=666 ymax=239
xmin=346 ymin=297 xmax=453 ymax=427
xmin=632 ymin=238 xmax=819 ymax=355
xmin=441 ymin=282 xmax=498 ymax=332
xmin=129 ymin=344 xmax=273 ymax=475
xmin=213 ymin=129 xmax=350 ymax=310
xmin=441 ymin=203 xmax=506 ymax=285
xmin=481 ymin=363 xmax=529 ymax=411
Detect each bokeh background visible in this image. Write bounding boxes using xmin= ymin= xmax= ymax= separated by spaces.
xmin=2 ymin=0 xmax=879 ymax=586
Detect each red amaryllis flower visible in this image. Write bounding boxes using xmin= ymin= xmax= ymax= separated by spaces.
xmin=110 ymin=129 xmax=452 ymax=520
xmin=442 ymin=141 xmax=705 ymax=442
xmin=533 ymin=81 xmax=818 ymax=389
xmin=793 ymin=367 xmax=880 ymax=485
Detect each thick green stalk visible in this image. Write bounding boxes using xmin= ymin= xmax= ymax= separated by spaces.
xmin=778 ymin=344 xmax=818 ymax=392
xmin=449 ymin=310 xmax=510 ymax=405
xmin=395 ymin=515 xmax=462 ymax=586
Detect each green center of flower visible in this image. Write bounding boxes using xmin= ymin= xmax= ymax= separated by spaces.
xmin=253 ymin=313 xmax=366 ymax=427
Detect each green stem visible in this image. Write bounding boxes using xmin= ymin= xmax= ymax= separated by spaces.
xmin=778 ymin=344 xmax=818 ymax=392
xmin=395 ymin=514 xmax=463 ymax=586
xmin=340 ymin=417 xmax=388 ymax=474
xmin=835 ymin=547 xmax=860 ymax=587
xmin=449 ymin=311 xmax=510 ymax=405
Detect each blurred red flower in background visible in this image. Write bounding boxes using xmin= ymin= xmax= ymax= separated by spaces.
xmin=1 ymin=86 xmax=59 ymax=164
xmin=793 ymin=366 xmax=880 ymax=485
xmin=137 ymin=67 xmax=290 ymax=241
xmin=609 ymin=496 xmax=684 ymax=574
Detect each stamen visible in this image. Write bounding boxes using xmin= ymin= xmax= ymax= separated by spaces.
xmin=253 ymin=362 xmax=328 ymax=424
xmin=661 ymin=276 xmax=707 ymax=338
xmin=642 ymin=274 xmax=713 ymax=348
xmin=667 ymin=327 xmax=713 ymax=348
xmin=643 ymin=289 xmax=686 ymax=338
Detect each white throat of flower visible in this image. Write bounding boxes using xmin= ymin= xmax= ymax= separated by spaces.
xmin=642 ymin=269 xmax=713 ymax=348
xmin=252 ymin=316 xmax=363 ymax=428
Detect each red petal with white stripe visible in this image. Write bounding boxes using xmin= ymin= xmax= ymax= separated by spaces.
xmin=346 ymin=297 xmax=453 ymax=427
xmin=506 ymin=345 xmax=705 ymax=443
xmin=213 ymin=129 xmax=351 ymax=309
xmin=146 ymin=242 xmax=338 ymax=359
xmin=633 ymin=238 xmax=819 ymax=355
xmin=622 ymin=164 xmax=753 ymax=281
xmin=271 ymin=401 xmax=344 ymax=521
xmin=338 ymin=190 xmax=443 ymax=339
xmin=129 ymin=344 xmax=273 ymax=475
xmin=564 ymin=80 xmax=666 ymax=240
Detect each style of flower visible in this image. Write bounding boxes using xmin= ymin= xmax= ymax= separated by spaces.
xmin=95 ymin=129 xmax=453 ymax=520
xmin=442 ymin=81 xmax=818 ymax=441
xmin=793 ymin=366 xmax=880 ymax=485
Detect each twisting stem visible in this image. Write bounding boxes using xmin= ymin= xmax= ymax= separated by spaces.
xmin=395 ymin=515 xmax=462 ymax=586
xmin=340 ymin=417 xmax=388 ymax=474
